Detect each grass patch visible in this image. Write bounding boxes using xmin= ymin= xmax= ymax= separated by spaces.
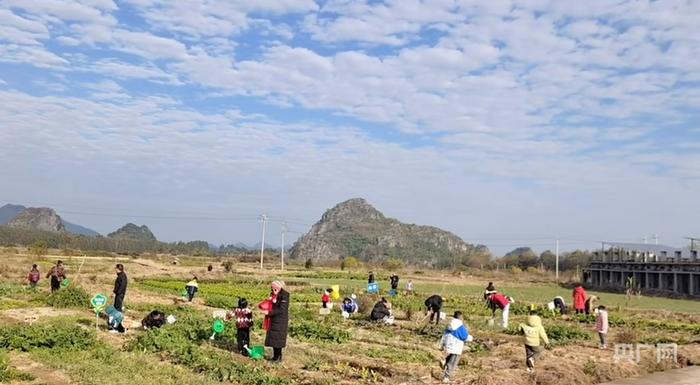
xmin=0 ymin=350 xmax=35 ymax=383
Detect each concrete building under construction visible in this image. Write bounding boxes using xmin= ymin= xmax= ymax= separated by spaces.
xmin=585 ymin=238 xmax=700 ymax=298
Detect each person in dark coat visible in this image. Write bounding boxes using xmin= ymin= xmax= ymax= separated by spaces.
xmin=390 ymin=273 xmax=399 ymax=290
xmin=368 ymin=271 xmax=375 ymax=284
xmin=263 ymin=280 xmax=289 ymax=363
xmin=370 ymin=297 xmax=392 ymax=323
xmin=113 ymin=264 xmax=127 ymax=312
xmin=425 ymin=295 xmax=443 ymax=324
xmin=142 ymin=310 xmax=166 ymax=329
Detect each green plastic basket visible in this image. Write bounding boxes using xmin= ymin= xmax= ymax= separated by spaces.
xmin=249 ymin=346 xmax=264 ymax=360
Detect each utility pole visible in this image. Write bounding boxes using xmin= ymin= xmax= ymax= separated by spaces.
xmin=555 ymin=238 xmax=560 ymax=282
xmin=259 ymin=214 xmax=268 ymax=270
xmin=281 ymin=221 xmax=287 ymax=271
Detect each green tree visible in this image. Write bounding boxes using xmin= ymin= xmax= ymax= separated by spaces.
xmin=383 ymin=257 xmax=403 ymax=270
xmin=539 ymin=250 xmax=556 ymax=270
xmin=341 ymin=256 xmax=360 ymax=270
xmin=30 ymin=240 xmax=48 ymax=257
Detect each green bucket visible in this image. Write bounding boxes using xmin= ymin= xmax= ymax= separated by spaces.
xmin=249 ymin=346 xmax=264 ymax=360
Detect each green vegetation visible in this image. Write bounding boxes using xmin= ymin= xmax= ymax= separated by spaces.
xmin=45 ymin=285 xmax=90 ymax=308
xmin=289 ymin=319 xmax=350 ymax=343
xmin=0 ymin=323 xmax=95 ymax=351
xmin=126 ymin=311 xmax=292 ymax=385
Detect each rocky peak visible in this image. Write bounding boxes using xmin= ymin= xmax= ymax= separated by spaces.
xmin=320 ymin=198 xmax=385 ymax=224
xmin=7 ymin=207 xmax=66 ymax=232
xmin=108 ymin=223 xmax=156 ymax=241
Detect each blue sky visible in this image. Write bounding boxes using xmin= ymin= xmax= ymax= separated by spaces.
xmin=1 ymin=0 xmax=699 ymax=255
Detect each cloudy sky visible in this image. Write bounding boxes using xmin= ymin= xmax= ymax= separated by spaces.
xmin=1 ymin=0 xmax=699 ymax=255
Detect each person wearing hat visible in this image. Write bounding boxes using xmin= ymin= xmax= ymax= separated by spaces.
xmin=262 ymin=280 xmax=289 ymax=363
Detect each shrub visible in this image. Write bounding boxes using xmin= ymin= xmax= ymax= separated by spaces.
xmin=305 ymin=259 xmax=313 ymax=269
xmin=341 ymin=256 xmax=360 ymax=271
xmin=45 ymin=285 xmax=90 ymax=308
xmin=383 ymin=257 xmax=403 ymax=270
xmin=616 ymin=328 xmax=638 ymax=344
xmin=30 ymin=241 xmax=48 ymax=257
xmin=221 ymin=261 xmax=234 ymax=273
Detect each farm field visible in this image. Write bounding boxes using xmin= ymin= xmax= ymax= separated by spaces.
xmin=1 ymin=248 xmax=699 ymax=385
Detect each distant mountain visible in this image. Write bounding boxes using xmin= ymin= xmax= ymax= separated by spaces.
xmin=7 ymin=207 xmax=66 ymax=232
xmin=290 ymin=198 xmax=487 ymax=267
xmin=0 ymin=204 xmax=25 ymax=224
xmin=63 ymin=222 xmax=100 ymax=237
xmin=0 ymin=204 xmax=100 ymax=236
xmin=108 ymin=223 xmax=157 ymax=241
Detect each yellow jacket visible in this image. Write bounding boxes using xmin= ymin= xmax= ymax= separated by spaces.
xmin=520 ymin=315 xmax=549 ymax=347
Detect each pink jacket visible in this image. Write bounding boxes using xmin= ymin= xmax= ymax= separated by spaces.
xmin=596 ymin=310 xmax=608 ymax=333
xmin=573 ymin=286 xmax=587 ymax=310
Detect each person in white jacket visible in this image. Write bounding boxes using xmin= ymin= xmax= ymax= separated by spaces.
xmin=439 ymin=311 xmax=472 ymax=383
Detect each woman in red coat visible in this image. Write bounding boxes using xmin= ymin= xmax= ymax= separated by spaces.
xmin=572 ymin=284 xmax=587 ymax=314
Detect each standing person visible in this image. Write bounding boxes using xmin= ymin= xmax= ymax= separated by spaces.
xmin=46 ymin=260 xmax=66 ymax=292
xmin=572 ymin=284 xmax=587 ymax=314
xmin=27 ymin=264 xmax=40 ymax=290
xmin=488 ymin=293 xmax=512 ymax=328
xmin=321 ymin=288 xmax=333 ymax=309
xmin=440 ymin=311 xmax=470 ymax=384
xmin=113 ymin=264 xmax=127 ymax=312
xmin=483 ymin=282 xmax=497 ymax=301
xmin=520 ymin=311 xmax=549 ymax=373
xmin=405 ymin=279 xmax=414 ymax=295
xmin=390 ymin=273 xmax=399 ymax=290
xmin=262 ymin=280 xmax=289 ymax=363
xmin=585 ymin=295 xmax=599 ymax=315
xmin=595 ymin=305 xmax=609 ymax=349
xmin=424 ymin=295 xmax=443 ymax=324
xmin=233 ymin=298 xmax=254 ymax=356
xmin=368 ymin=271 xmax=375 ymax=284
xmin=185 ymin=276 xmax=198 ymax=302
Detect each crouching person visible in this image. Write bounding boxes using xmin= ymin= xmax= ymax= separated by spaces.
xmin=105 ymin=305 xmax=125 ymax=333
xmin=370 ymin=297 xmax=394 ymax=325
xmin=439 ymin=311 xmax=470 ymax=383
xmin=520 ymin=312 xmax=549 ymax=372
xmin=142 ymin=310 xmax=166 ymax=329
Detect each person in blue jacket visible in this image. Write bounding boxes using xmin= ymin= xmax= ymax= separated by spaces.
xmin=439 ymin=311 xmax=471 ymax=383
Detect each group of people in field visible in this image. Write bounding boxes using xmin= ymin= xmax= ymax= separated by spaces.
xmin=26 ymin=262 xmax=611 ymax=380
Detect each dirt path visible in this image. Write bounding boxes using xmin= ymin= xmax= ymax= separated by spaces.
xmin=8 ymin=352 xmax=75 ymax=385
xmin=599 ymin=366 xmax=700 ymax=384
xmin=0 ymin=307 xmax=86 ymax=323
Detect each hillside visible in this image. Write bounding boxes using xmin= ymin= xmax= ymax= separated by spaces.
xmin=6 ymin=207 xmax=66 ymax=232
xmin=290 ymin=198 xmax=488 ymax=267
xmin=0 ymin=204 xmax=100 ymax=236
xmin=108 ymin=223 xmax=157 ymax=241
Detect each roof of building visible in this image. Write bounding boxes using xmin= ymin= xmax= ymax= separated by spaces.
xmin=602 ymin=242 xmax=681 ymax=253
